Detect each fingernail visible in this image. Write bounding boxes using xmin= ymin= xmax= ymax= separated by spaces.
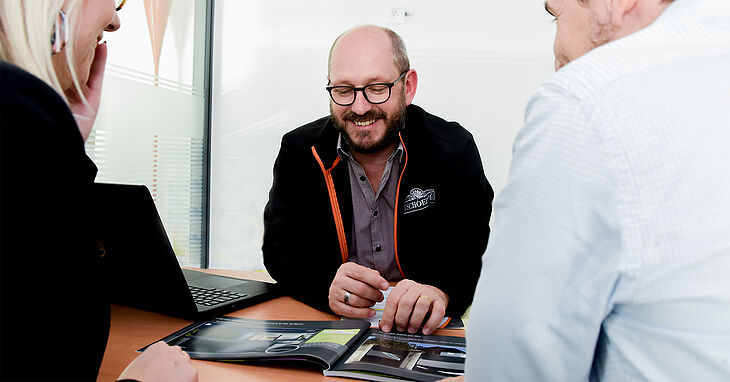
xmin=408 ymin=327 xmax=416 ymax=334
xmin=369 ymin=310 xmax=376 ymax=317
xmin=423 ymin=328 xmax=431 ymax=335
xmin=397 ymin=326 xmax=405 ymax=332
xmin=382 ymin=324 xmax=390 ymax=332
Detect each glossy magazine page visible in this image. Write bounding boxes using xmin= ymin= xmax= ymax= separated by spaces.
xmin=325 ymin=329 xmax=466 ymax=382
xmin=143 ymin=317 xmax=370 ymax=369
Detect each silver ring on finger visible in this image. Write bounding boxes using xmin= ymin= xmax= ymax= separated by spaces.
xmin=344 ymin=291 xmax=351 ymax=305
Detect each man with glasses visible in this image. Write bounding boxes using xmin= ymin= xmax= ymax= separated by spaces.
xmin=263 ymin=25 xmax=493 ymax=335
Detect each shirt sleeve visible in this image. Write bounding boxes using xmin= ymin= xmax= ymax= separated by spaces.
xmin=464 ymin=84 xmax=622 ymax=381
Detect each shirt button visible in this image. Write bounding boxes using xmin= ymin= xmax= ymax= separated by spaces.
xmin=375 ymin=245 xmax=382 ymax=252
xmin=372 ymin=210 xmax=378 ymax=217
xmin=359 ymin=175 xmax=366 ymax=181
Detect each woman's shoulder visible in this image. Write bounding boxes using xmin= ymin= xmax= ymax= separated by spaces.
xmin=1 ymin=61 xmax=79 ymax=140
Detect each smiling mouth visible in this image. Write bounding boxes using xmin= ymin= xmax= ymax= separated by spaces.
xmin=353 ymin=119 xmax=376 ymax=127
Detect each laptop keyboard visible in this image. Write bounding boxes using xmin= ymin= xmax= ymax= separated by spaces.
xmin=189 ymin=286 xmax=247 ymax=307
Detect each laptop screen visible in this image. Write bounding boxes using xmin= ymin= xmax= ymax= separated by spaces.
xmin=93 ymin=183 xmax=198 ymax=318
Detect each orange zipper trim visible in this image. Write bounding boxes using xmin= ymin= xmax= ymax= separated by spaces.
xmin=439 ymin=317 xmax=452 ymax=328
xmin=311 ymin=146 xmax=349 ymax=263
xmin=393 ymin=132 xmax=408 ymax=279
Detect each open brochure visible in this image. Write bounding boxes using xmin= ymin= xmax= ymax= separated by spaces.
xmin=144 ymin=316 xmax=465 ymax=382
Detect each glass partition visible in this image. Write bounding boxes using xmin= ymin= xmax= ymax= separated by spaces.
xmin=88 ymin=0 xmax=209 ymax=267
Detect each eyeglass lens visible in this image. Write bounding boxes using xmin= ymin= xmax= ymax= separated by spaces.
xmin=331 ymin=84 xmax=391 ymax=106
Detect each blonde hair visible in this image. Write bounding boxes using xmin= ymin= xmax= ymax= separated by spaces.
xmin=0 ymin=0 xmax=85 ymax=106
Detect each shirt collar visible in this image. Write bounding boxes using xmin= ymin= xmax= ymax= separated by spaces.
xmin=337 ymin=133 xmax=404 ymax=164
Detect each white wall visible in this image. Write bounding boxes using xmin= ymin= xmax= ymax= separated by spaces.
xmin=209 ymin=1 xmax=557 ymax=270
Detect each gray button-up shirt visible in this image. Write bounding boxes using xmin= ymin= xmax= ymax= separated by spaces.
xmin=337 ymin=134 xmax=404 ymax=281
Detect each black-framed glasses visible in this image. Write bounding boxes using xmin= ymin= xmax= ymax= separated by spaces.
xmin=326 ymin=71 xmax=408 ymax=106
xmin=116 ymin=0 xmax=127 ymax=11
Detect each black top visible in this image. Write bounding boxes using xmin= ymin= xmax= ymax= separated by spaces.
xmin=1 ymin=61 xmax=109 ymax=380
xmin=263 ymin=104 xmax=494 ymax=316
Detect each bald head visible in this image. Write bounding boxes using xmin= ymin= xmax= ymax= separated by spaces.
xmin=327 ymin=25 xmax=410 ymax=78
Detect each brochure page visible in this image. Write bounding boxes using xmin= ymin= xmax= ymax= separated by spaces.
xmin=144 ymin=317 xmax=370 ymax=369
xmin=326 ymin=328 xmax=466 ymax=382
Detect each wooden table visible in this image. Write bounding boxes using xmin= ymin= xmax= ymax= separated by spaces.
xmin=96 ymin=269 xmax=464 ymax=381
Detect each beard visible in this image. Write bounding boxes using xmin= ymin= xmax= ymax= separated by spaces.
xmin=589 ymin=12 xmax=615 ymax=48
xmin=556 ymin=11 xmax=615 ymax=70
xmin=331 ymin=95 xmax=406 ymax=154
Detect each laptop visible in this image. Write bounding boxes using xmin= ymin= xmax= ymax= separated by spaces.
xmin=93 ymin=183 xmax=278 ymax=320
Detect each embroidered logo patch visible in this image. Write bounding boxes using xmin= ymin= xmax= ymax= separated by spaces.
xmin=403 ymin=188 xmax=436 ymax=214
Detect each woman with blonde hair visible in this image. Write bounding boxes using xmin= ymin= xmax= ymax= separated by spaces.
xmin=0 ymin=1 xmax=197 ymax=380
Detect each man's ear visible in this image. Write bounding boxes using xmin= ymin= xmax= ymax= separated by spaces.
xmin=608 ymin=0 xmax=639 ymax=29
xmin=404 ymin=69 xmax=418 ymax=105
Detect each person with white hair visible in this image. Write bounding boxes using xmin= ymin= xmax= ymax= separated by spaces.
xmin=0 ymin=1 xmax=197 ymax=380
xmin=445 ymin=0 xmax=730 ymax=380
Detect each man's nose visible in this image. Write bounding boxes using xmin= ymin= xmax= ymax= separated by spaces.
xmin=350 ymin=90 xmax=372 ymax=115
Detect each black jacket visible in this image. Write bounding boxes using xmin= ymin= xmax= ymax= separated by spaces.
xmin=1 ymin=62 xmax=109 ymax=380
xmin=263 ymin=104 xmax=493 ymax=316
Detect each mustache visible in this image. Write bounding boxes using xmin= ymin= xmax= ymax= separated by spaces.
xmin=342 ymin=110 xmax=386 ymax=122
